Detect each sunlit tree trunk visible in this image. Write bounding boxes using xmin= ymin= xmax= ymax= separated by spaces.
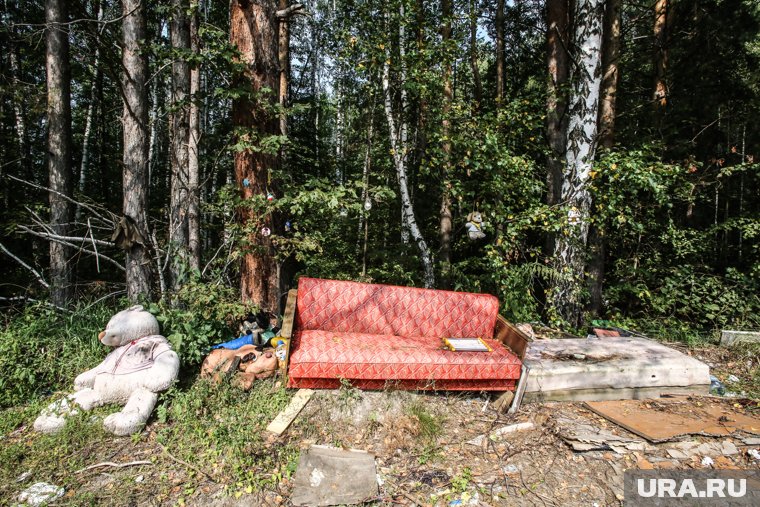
xmin=122 ymin=0 xmax=153 ymax=301
xmin=169 ymin=0 xmax=191 ymax=290
xmin=551 ymin=0 xmax=605 ymax=326
xmin=188 ymin=2 xmax=201 ymax=271
xmin=230 ymin=0 xmax=281 ymax=311
xmin=495 ymin=0 xmax=505 ymax=102
xmin=439 ymin=0 xmax=453 ymax=287
xmin=277 ymin=0 xmax=290 ymax=141
xmin=653 ymin=0 xmax=668 ymax=112
xmin=383 ymin=8 xmax=434 ymax=288
xmin=46 ymin=0 xmax=74 ymax=306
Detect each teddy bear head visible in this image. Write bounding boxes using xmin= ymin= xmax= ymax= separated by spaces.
xmin=98 ymin=305 xmax=160 ymax=347
xmin=467 ymin=211 xmax=483 ymax=224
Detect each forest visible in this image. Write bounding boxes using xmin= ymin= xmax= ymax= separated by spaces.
xmin=1 ymin=0 xmax=759 ymax=376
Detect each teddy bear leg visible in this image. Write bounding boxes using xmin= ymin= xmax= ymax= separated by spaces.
xmin=102 ymin=388 xmax=158 ymax=436
xmin=70 ymin=387 xmax=106 ymax=411
xmin=33 ymin=396 xmax=79 ymax=434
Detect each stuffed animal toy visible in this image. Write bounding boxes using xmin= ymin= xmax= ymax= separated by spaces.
xmin=465 ymin=211 xmax=486 ymax=240
xmin=200 ymin=344 xmax=279 ymax=390
xmin=34 ymin=305 xmax=180 ymax=436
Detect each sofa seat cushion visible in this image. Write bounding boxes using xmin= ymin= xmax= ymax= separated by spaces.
xmin=295 ymin=277 xmax=499 ymax=339
xmin=287 ymin=330 xmax=521 ymax=384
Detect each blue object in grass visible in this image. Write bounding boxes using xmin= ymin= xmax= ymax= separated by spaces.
xmin=211 ymin=334 xmax=254 ymax=350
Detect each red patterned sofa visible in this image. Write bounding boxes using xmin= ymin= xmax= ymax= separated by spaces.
xmin=282 ymin=278 xmax=527 ymax=391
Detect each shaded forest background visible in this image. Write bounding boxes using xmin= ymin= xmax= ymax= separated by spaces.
xmin=1 ymin=0 xmax=759 ymax=355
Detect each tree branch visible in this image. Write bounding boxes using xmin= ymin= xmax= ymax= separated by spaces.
xmin=0 ymin=241 xmax=49 ymax=288
xmin=18 ymin=227 xmax=125 ymax=272
xmin=277 ymin=3 xmax=307 ymax=19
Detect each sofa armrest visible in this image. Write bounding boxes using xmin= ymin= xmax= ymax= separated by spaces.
xmin=493 ymin=315 xmax=531 ymax=361
xmin=280 ymin=289 xmax=298 ymax=379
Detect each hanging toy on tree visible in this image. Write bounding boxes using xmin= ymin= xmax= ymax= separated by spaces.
xmin=261 ymin=226 xmax=271 ymax=237
xmin=465 ymin=211 xmax=486 ymax=240
xmin=266 ymin=192 xmax=275 ymax=202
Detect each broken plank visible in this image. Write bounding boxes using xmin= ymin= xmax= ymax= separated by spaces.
xmin=267 ymin=389 xmax=314 ymax=436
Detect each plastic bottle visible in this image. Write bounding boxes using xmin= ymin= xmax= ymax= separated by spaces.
xmin=275 ymin=339 xmax=289 ymax=369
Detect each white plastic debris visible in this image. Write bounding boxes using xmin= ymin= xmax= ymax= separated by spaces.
xmin=701 ymin=456 xmax=714 ymax=467
xmin=727 ymin=374 xmax=740 ymax=383
xmin=748 ymin=449 xmax=760 ymax=461
xmin=15 ymin=471 xmax=32 ymax=483
xmin=17 ymin=482 xmax=64 ymax=506
xmin=502 ymin=464 xmax=519 ymax=474
xmin=135 ymin=475 xmax=144 ymax=483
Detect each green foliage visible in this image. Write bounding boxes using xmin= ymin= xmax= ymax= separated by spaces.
xmin=0 ymin=302 xmax=113 ymax=408
xmin=149 ymin=277 xmax=253 ymax=367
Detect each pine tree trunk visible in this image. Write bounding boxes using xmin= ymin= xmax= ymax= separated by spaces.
xmin=46 ymin=0 xmax=74 ymax=307
xmin=551 ymin=0 xmax=605 ymax=327
xmin=169 ymin=0 xmax=191 ymax=290
xmin=598 ymin=0 xmax=620 ymax=149
xmin=278 ymin=0 xmax=290 ymax=140
xmin=495 ymin=0 xmax=505 ymax=102
xmin=383 ymin=9 xmax=434 ymax=288
xmin=122 ymin=0 xmax=153 ymax=301
xmin=469 ymin=0 xmax=482 ymax=109
xmin=653 ymin=0 xmax=668 ymax=112
xmin=230 ymin=0 xmax=281 ymax=312
xmin=78 ymin=0 xmax=103 ymax=205
xmin=545 ymin=0 xmax=569 ymax=245
xmin=439 ymin=0 xmax=453 ymax=287
xmin=188 ymin=3 xmax=201 ymax=272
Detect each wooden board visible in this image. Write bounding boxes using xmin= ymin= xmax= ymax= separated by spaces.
xmin=266 ymin=389 xmax=314 ymax=436
xmin=493 ymin=315 xmax=531 ymax=360
xmin=280 ymin=289 xmax=298 ymax=379
xmin=523 ymin=384 xmax=709 ymax=403
xmin=584 ymin=397 xmax=760 ymax=442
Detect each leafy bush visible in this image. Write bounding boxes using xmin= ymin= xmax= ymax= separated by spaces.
xmin=0 ymin=302 xmax=113 ymax=408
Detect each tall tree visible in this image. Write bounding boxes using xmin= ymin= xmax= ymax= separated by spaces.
xmin=495 ymin=0 xmax=505 ymax=102
xmin=187 ymin=1 xmax=201 ymax=272
xmin=46 ymin=0 xmax=73 ymax=307
xmin=230 ymin=0 xmax=281 ymax=311
xmin=551 ymin=0 xmax=605 ymax=326
xmin=439 ymin=0 xmax=453 ymax=286
xmin=469 ymin=0 xmax=482 ymax=108
xmin=169 ymin=0 xmax=191 ymax=290
xmin=653 ymin=0 xmax=668 ymax=113
xmin=545 ymin=0 xmax=569 ymax=211
xmin=122 ymin=0 xmax=152 ymax=301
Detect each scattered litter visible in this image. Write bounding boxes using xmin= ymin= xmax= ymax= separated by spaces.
xmin=710 ymin=375 xmax=726 ymax=396
xmin=466 ymin=422 xmax=535 ymax=446
xmin=291 ymin=445 xmax=377 ymax=506
xmin=502 ymin=464 xmax=519 ymax=473
xmin=15 ymin=471 xmax=32 ymax=483
xmin=583 ymin=397 xmax=760 ymax=442
xmin=701 ymin=456 xmax=714 ymax=467
xmin=17 ymin=482 xmax=64 ymax=506
xmin=748 ymin=449 xmax=760 ymax=461
xmin=135 ymin=475 xmax=144 ymax=483
xmin=555 ymin=416 xmax=651 ymax=452
xmin=727 ymin=374 xmax=740 ymax=383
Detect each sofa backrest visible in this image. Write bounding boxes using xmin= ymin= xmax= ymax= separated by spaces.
xmin=295 ymin=277 xmax=499 ymax=339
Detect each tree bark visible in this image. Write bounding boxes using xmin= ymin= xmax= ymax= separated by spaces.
xmin=439 ymin=0 xmax=453 ymax=287
xmin=170 ymin=0 xmax=191 ymax=290
xmin=598 ymin=0 xmax=620 ymax=150
xmin=122 ymin=0 xmax=153 ymax=301
xmin=230 ymin=0 xmax=281 ymax=312
xmin=469 ymin=0 xmax=482 ymax=109
xmin=545 ymin=0 xmax=569 ymax=212
xmin=46 ymin=0 xmax=74 ymax=307
xmin=277 ymin=0 xmax=290 ymax=141
xmin=653 ymin=0 xmax=668 ymax=112
xmin=551 ymin=0 xmax=605 ymax=327
xmin=188 ymin=2 xmax=201 ymax=272
xmin=495 ymin=0 xmax=505 ymax=103
xmin=383 ymin=9 xmax=435 ymax=288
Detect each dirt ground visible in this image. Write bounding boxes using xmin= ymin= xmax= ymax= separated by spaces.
xmin=4 ymin=342 xmax=760 ymax=506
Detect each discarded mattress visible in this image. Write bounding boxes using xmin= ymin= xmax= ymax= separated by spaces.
xmin=523 ymin=337 xmax=711 ymax=402
xmin=287 ymin=277 xmax=523 ymax=390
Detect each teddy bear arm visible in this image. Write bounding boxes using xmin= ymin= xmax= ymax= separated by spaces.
xmin=141 ymin=350 xmax=180 ymax=393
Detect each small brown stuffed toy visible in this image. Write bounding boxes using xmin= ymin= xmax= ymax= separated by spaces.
xmin=200 ymin=345 xmax=279 ymax=390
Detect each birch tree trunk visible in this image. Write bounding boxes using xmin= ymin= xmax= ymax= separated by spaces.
xmin=122 ymin=0 xmax=153 ymax=301
xmin=439 ymin=0 xmax=453 ymax=287
xmin=230 ymin=0 xmax=281 ymax=312
xmin=46 ymin=0 xmax=74 ymax=307
xmin=169 ymin=0 xmax=191 ymax=290
xmin=78 ymin=0 xmax=103 ymax=204
xmin=551 ymin=0 xmax=605 ymax=326
xmin=383 ymin=8 xmax=435 ymax=289
xmin=188 ymin=2 xmax=201 ymax=271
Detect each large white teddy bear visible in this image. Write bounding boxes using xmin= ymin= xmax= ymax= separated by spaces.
xmin=34 ymin=305 xmax=180 ymax=436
